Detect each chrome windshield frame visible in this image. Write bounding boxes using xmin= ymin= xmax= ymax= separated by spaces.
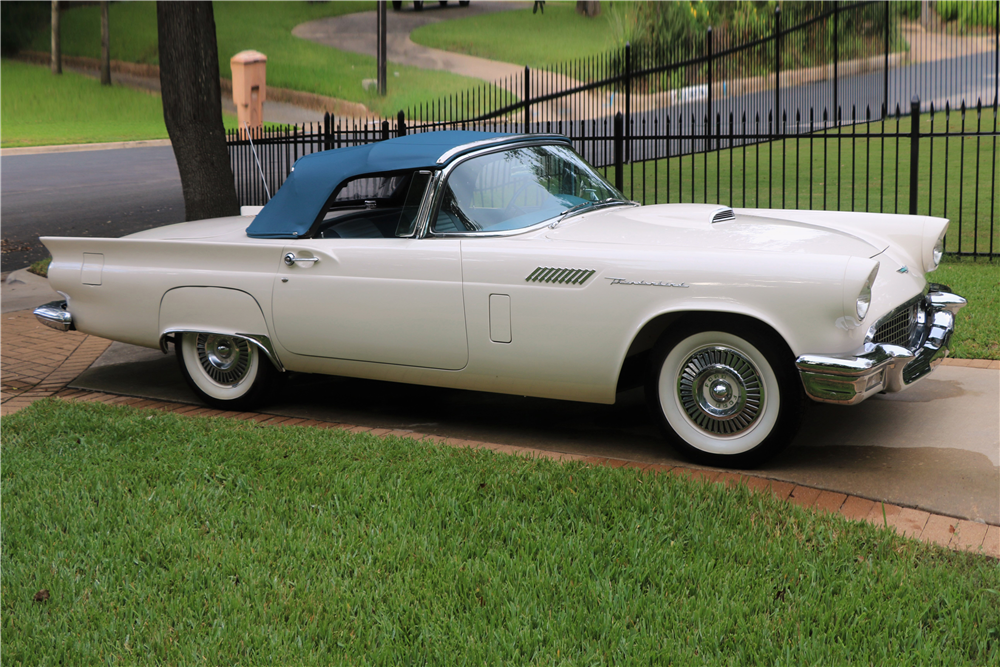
xmin=415 ymin=138 xmax=629 ymax=239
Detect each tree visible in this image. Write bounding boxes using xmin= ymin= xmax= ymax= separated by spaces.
xmin=576 ymin=1 xmax=600 ymax=18
xmin=100 ymin=1 xmax=111 ymax=86
xmin=51 ymin=1 xmax=61 ymax=74
xmin=156 ymin=1 xmax=239 ymax=221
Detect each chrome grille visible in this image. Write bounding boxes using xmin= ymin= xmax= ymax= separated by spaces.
xmin=871 ymin=301 xmax=919 ymax=348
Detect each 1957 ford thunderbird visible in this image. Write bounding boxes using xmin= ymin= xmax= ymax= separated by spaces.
xmin=35 ymin=131 xmax=966 ymax=466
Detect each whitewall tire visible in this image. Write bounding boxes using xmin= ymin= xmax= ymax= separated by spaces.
xmin=177 ymin=332 xmax=276 ymax=410
xmin=646 ymin=319 xmax=802 ymax=468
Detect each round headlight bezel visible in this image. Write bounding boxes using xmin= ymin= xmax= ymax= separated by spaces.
xmin=931 ymin=236 xmax=944 ymax=269
xmin=855 ymin=264 xmax=879 ymax=322
xmin=856 ymin=285 xmax=871 ymax=321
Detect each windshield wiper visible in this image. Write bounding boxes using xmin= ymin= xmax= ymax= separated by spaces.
xmin=550 ymin=198 xmax=636 ymax=227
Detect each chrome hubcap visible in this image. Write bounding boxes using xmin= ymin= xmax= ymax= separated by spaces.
xmin=677 ymin=345 xmax=764 ymax=436
xmin=197 ymin=334 xmax=251 ymax=386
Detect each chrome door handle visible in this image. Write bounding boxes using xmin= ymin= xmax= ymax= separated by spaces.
xmin=284 ymin=252 xmax=320 ymax=267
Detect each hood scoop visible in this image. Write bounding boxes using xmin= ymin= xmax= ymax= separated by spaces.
xmin=711 ymin=206 xmax=735 ymax=223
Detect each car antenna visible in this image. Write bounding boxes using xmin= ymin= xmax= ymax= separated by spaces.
xmin=244 ymin=121 xmax=271 ymax=200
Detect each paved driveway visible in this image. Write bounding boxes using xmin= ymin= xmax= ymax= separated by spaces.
xmin=70 ymin=339 xmax=1000 ymax=525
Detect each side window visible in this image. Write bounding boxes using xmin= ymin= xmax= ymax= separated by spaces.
xmin=315 ymin=170 xmax=431 ymax=239
xmin=395 ymin=171 xmax=432 ymax=237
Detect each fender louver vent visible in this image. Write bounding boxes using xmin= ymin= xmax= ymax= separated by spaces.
xmin=711 ymin=207 xmax=736 ymax=223
xmin=526 ymin=267 xmax=596 ymax=285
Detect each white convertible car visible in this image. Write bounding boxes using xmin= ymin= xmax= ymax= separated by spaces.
xmin=36 ymin=131 xmax=965 ymax=466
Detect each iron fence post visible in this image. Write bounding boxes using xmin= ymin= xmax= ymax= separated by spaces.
xmin=625 ymin=43 xmax=631 ymax=162
xmin=774 ymin=7 xmax=781 ymax=137
xmin=381 ymin=120 xmax=390 ymax=141
xmin=614 ymin=112 xmax=624 ymax=192
xmin=884 ymin=1 xmax=890 ymax=115
xmin=524 ymin=66 xmax=531 ymax=133
xmin=323 ymin=112 xmax=331 ymax=151
xmin=909 ymin=96 xmax=920 ymax=215
xmin=833 ymin=1 xmax=839 ymax=124
xmin=706 ymin=27 xmax=713 ymax=152
xmin=397 ymin=110 xmax=406 ymax=137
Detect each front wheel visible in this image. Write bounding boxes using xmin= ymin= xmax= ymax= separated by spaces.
xmin=177 ymin=332 xmax=277 ymax=410
xmin=646 ymin=320 xmax=802 ymax=468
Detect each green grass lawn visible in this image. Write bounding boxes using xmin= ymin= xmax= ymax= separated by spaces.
xmin=25 ymin=1 xmax=512 ymax=118
xmin=1 ymin=59 xmax=169 ymax=147
xmin=410 ymin=1 xmax=621 ymax=69
xmin=934 ymin=258 xmax=1000 ymax=359
xmin=0 ymin=59 xmax=265 ymax=148
xmin=3 ymin=400 xmax=998 ymax=665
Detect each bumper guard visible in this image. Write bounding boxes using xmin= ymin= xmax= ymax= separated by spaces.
xmin=33 ymin=300 xmax=75 ymax=332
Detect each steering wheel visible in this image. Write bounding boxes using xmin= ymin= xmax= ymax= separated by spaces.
xmin=504 ymin=179 xmax=551 ymax=216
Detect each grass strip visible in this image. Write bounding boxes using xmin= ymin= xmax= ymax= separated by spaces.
xmin=0 ymin=59 xmax=267 ymax=148
xmin=26 ymin=1 xmax=513 ymax=118
xmin=3 ymin=400 xmax=998 ymax=665
xmin=933 ymin=257 xmax=1000 ymax=359
xmin=1 ymin=59 xmax=170 ymax=147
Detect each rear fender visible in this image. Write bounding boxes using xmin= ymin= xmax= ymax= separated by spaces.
xmin=158 ymin=287 xmax=283 ymax=370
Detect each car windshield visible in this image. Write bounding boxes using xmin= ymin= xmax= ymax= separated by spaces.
xmin=431 ymin=143 xmax=627 ymax=234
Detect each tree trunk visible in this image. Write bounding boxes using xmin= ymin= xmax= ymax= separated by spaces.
xmin=156 ymin=1 xmax=239 ymax=221
xmin=100 ymin=1 xmax=111 ymax=85
xmin=50 ymin=0 xmax=61 ymax=74
xmin=575 ymin=1 xmax=600 ymax=18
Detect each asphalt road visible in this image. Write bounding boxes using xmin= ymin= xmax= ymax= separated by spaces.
xmin=1 ymin=146 xmax=185 ymax=272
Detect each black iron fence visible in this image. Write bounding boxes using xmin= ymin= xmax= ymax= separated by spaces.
xmin=228 ymin=0 xmax=998 ymax=258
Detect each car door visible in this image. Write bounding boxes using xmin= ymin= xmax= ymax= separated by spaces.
xmin=271 ymin=237 xmax=468 ymax=370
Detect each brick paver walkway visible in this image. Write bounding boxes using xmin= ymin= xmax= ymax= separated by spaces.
xmin=2 ymin=308 xmax=997 ymax=559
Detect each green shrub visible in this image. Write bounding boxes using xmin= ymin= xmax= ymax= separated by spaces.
xmin=937 ymin=0 xmax=998 ymax=29
xmin=1 ymin=1 xmax=48 ymax=56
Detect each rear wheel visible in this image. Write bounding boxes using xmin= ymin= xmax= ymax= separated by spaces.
xmin=177 ymin=332 xmax=277 ymax=410
xmin=646 ymin=319 xmax=802 ymax=468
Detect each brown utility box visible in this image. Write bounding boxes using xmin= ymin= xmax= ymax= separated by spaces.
xmin=231 ymin=50 xmax=267 ymax=138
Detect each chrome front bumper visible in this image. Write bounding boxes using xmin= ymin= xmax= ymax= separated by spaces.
xmin=795 ymin=286 xmax=966 ymax=405
xmin=34 ymin=300 xmax=75 ymax=332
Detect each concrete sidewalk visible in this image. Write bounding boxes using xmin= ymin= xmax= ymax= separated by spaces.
xmin=2 ymin=268 xmax=997 ymax=559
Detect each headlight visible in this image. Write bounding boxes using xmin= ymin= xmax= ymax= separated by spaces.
xmin=855 ymin=264 xmax=879 ymax=321
xmin=922 ymin=218 xmax=949 ymax=273
xmin=931 ymin=236 xmax=944 ymax=270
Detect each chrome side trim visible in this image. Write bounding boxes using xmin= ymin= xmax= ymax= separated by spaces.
xmin=159 ymin=329 xmax=285 ymax=372
xmin=796 ymin=289 xmax=965 ymax=405
xmin=34 ymin=300 xmax=75 ymax=331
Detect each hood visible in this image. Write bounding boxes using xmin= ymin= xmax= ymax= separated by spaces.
xmin=123 ymin=216 xmax=252 ymax=240
xmin=545 ymin=204 xmax=882 ymax=258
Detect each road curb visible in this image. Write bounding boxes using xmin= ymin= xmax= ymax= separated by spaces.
xmin=1 ymin=139 xmax=173 ymax=157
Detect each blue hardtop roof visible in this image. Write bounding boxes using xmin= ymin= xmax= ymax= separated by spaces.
xmin=246 ymin=131 xmax=571 ymax=239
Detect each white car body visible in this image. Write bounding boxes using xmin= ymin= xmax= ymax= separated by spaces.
xmin=36 ymin=132 xmax=964 ymax=466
